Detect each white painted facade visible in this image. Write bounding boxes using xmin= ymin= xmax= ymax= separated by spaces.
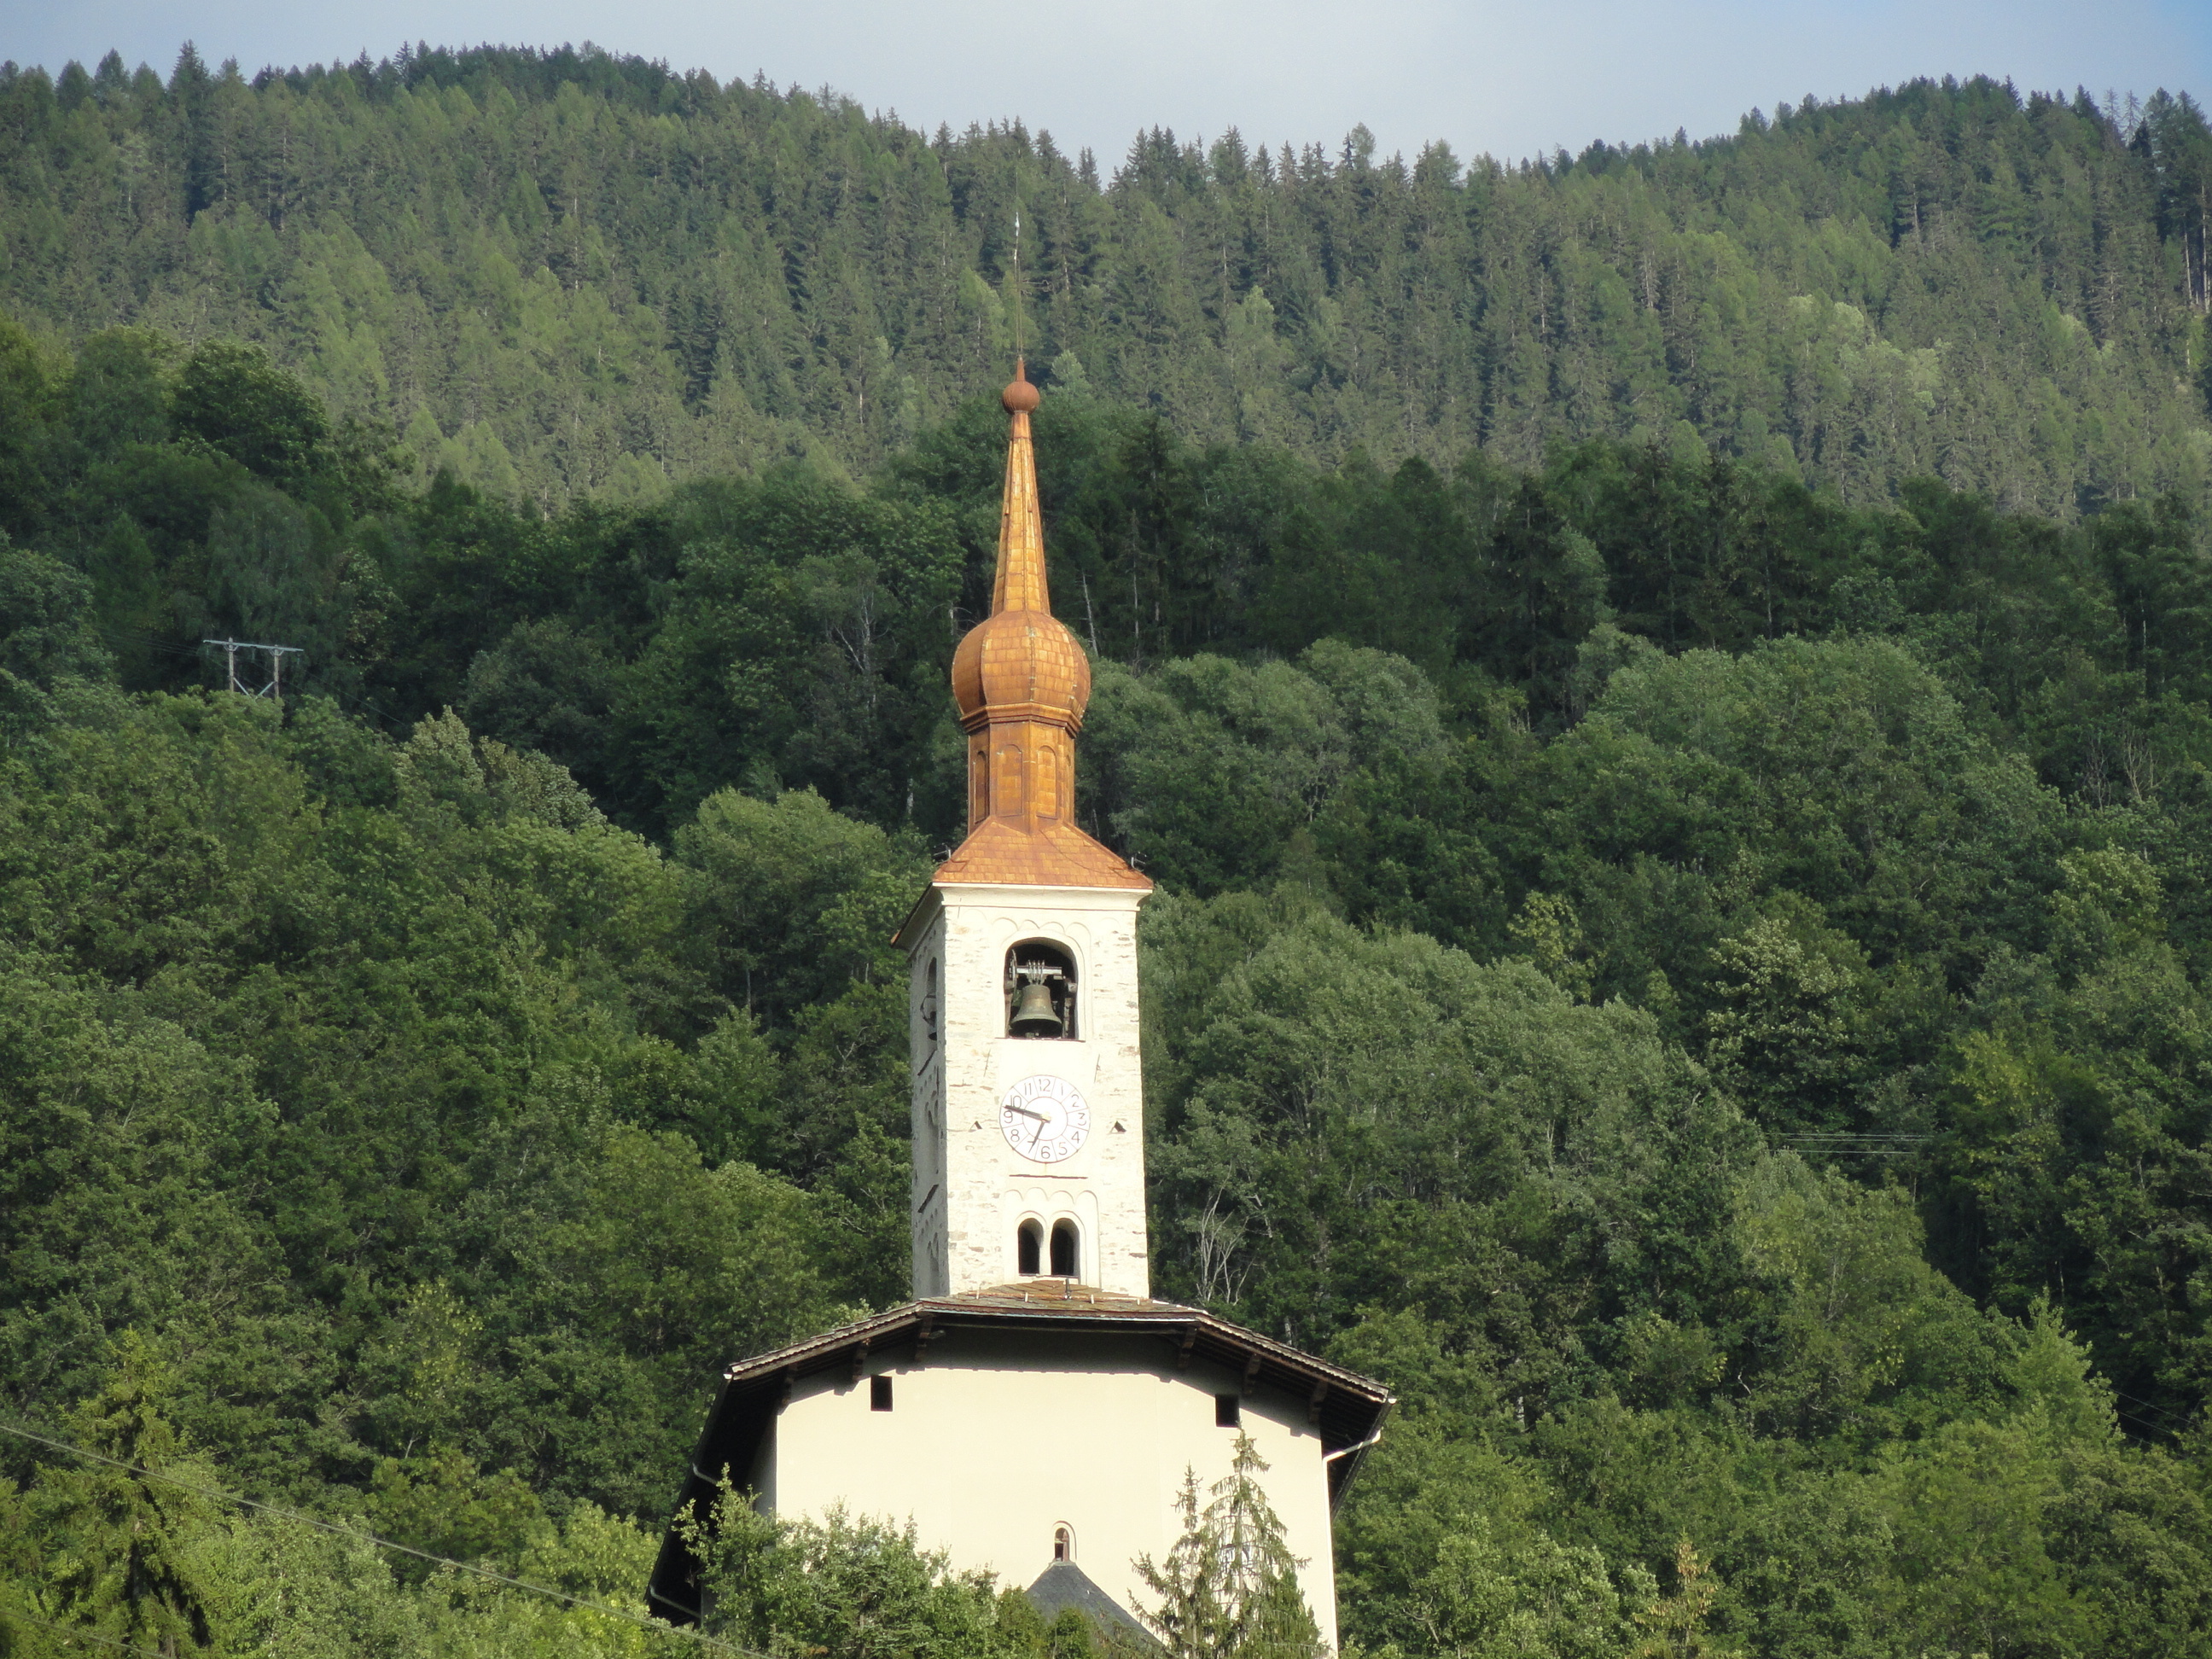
xmin=904 ymin=882 xmax=1151 ymax=1299
xmin=753 ymin=1328 xmax=1340 ymax=1652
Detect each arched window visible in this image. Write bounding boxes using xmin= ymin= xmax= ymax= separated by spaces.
xmin=1017 ymin=1220 xmax=1043 ymax=1277
xmin=1050 ymin=1219 xmax=1080 ymax=1278
xmin=1053 ymin=1526 xmax=1074 ymax=1562
xmin=1004 ymin=941 xmax=1077 ymax=1039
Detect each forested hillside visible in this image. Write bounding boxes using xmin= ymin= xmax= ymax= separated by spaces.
xmin=8 ymin=39 xmax=2212 ymax=1659
xmin=9 ymin=284 xmax=2212 ymax=1652
xmin=1 ymin=48 xmax=2210 ymax=512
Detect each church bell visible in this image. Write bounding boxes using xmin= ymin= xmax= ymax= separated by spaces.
xmin=1010 ymin=978 xmax=1062 ymax=1037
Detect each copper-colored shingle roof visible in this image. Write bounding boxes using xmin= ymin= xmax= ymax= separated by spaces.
xmin=952 ymin=607 xmax=1091 ymax=731
xmin=933 ymin=816 xmax=1153 ymax=890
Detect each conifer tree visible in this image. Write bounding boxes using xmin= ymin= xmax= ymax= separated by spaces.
xmin=1133 ymin=1435 xmax=1325 ymax=1659
xmin=1629 ymin=1539 xmax=1739 ymax=1659
xmin=28 ymin=1336 xmax=224 ymax=1659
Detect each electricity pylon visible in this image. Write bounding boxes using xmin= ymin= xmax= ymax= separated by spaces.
xmin=202 ymin=638 xmax=304 ymax=699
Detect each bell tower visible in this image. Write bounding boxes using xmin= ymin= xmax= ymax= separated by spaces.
xmin=657 ymin=365 xmax=1394 ymax=1659
xmin=897 ymin=363 xmax=1154 ymax=1300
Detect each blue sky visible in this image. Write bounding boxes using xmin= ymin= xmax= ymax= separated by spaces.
xmin=10 ymin=0 xmax=2209 ymax=166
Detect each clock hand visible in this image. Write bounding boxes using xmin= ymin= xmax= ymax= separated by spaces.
xmin=1004 ymin=1104 xmax=1048 ymax=1122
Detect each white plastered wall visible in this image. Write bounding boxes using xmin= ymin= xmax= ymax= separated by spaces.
xmin=907 ymin=884 xmax=1151 ymax=1298
xmin=763 ymin=1330 xmax=1339 ymax=1650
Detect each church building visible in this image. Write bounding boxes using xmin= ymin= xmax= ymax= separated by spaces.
xmin=649 ymin=365 xmax=1393 ymax=1647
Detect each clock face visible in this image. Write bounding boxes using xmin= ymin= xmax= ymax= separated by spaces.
xmin=999 ymin=1074 xmax=1091 ymax=1164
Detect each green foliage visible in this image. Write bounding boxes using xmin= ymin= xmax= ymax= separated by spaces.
xmin=0 ymin=537 xmax=108 ymax=725
xmin=366 ymin=1447 xmax=545 ymax=1585
xmin=676 ymin=787 xmax=925 ymax=1027
xmin=26 ymin=1337 xmax=224 ymax=1656
xmin=1394 ymin=1518 xmax=1652 ymax=1659
xmin=66 ymin=328 xmax=173 ymax=458
xmin=3 ymin=1344 xmax=690 ymax=1656
xmin=1141 ymin=889 xmax=1756 ymax=1356
xmin=0 ymin=689 xmax=879 ymax=1521
xmin=6 ymin=64 xmax=2212 ymax=1655
xmin=684 ymin=1487 xmax=1089 ymax=1657
xmin=170 ymin=338 xmax=329 ymax=487
xmin=3 ymin=59 xmax=2209 ymax=519
xmin=1133 ymin=1435 xmax=1326 ymax=1659
xmin=1628 ymin=1540 xmax=1738 ymax=1659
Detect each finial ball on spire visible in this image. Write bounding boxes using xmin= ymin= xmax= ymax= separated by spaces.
xmin=1002 ymin=360 xmax=1040 ymax=413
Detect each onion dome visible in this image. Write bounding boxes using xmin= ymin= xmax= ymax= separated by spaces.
xmin=929 ymin=362 xmax=1149 ymax=892
xmin=950 ymin=363 xmax=1091 ymax=732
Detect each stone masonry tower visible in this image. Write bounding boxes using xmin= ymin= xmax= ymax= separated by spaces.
xmin=896 ymin=362 xmax=1154 ymax=1300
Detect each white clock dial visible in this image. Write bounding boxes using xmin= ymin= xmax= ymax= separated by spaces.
xmin=999 ymin=1074 xmax=1091 ymax=1163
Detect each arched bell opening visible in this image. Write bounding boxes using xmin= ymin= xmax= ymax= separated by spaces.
xmin=1004 ymin=940 xmax=1077 ymax=1039
xmin=1016 ymin=1219 xmax=1044 ymax=1277
xmin=1053 ymin=1524 xmax=1075 ymax=1562
xmin=1050 ymin=1219 xmax=1080 ymax=1278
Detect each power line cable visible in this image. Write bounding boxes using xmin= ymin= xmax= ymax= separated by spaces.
xmin=0 ymin=1418 xmax=764 ymax=1658
xmin=2110 ymin=1388 xmax=2197 ymax=1433
xmin=88 ymin=626 xmax=204 ymax=659
xmin=3 ymin=1605 xmax=177 ymax=1659
xmin=2112 ymin=1403 xmax=2171 ymax=1438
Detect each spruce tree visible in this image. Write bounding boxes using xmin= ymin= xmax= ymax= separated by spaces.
xmin=29 ymin=1336 xmax=224 ymax=1659
xmin=1133 ymin=1434 xmax=1325 ymax=1659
